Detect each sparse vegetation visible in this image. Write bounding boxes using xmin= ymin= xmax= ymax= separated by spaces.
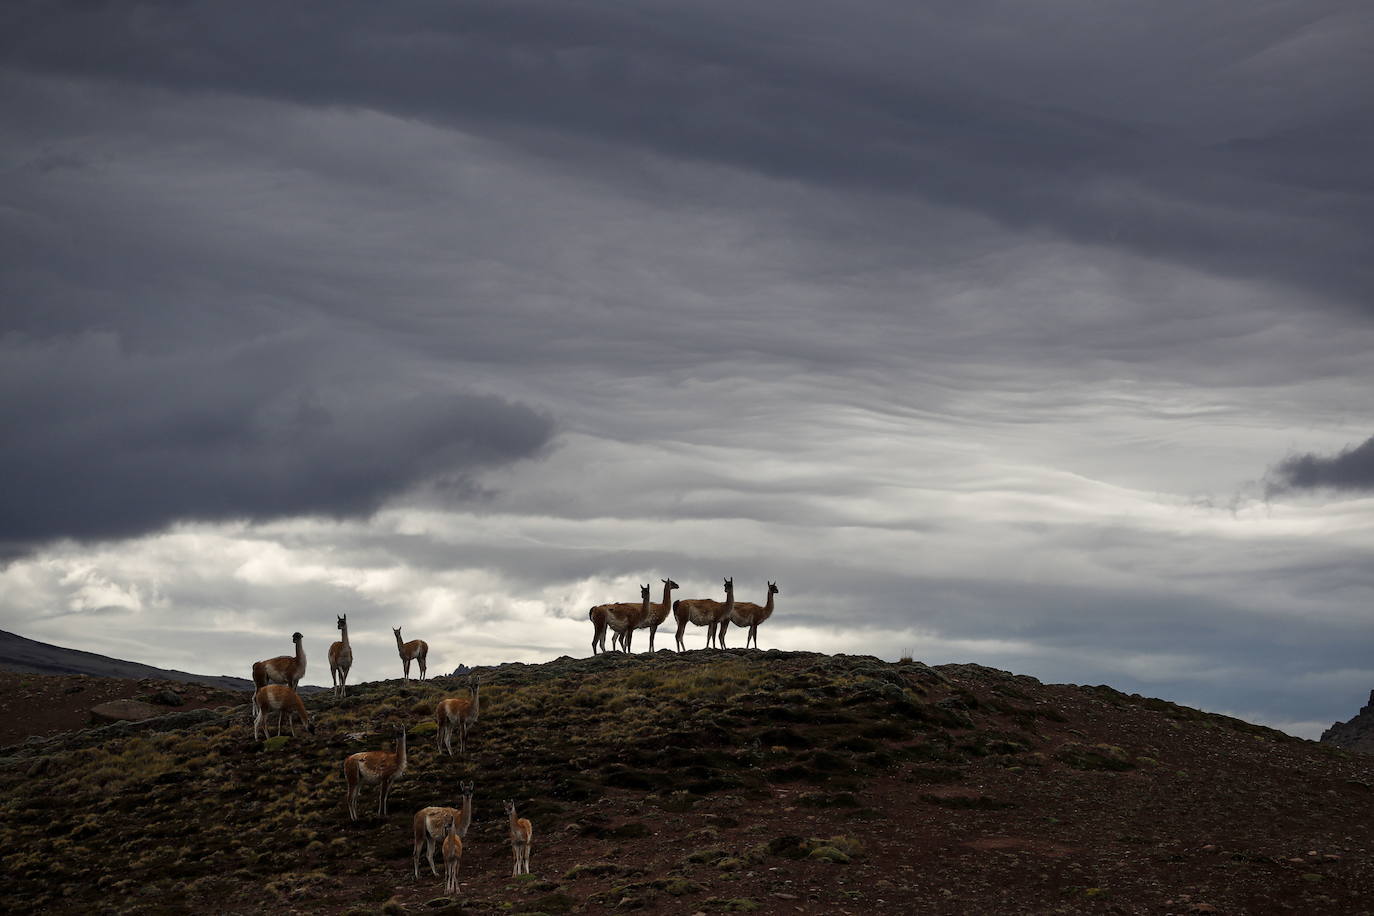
xmin=0 ymin=649 xmax=1370 ymax=914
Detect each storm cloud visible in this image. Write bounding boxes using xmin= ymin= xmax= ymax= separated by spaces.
xmin=0 ymin=329 xmax=553 ymax=554
xmin=3 ymin=1 xmax=1371 ymax=307
xmin=1268 ymin=435 xmax=1374 ymax=496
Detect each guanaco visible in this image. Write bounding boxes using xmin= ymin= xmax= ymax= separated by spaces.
xmin=249 ymin=631 xmax=307 ymax=716
xmin=719 ymin=581 xmax=779 ymax=649
xmin=673 ymin=577 xmax=735 ymax=651
xmin=415 ymin=780 xmax=474 ymax=880
xmin=251 ymin=685 xmax=315 ymax=741
xmin=504 ymin=798 xmax=533 ymax=876
xmin=442 ymin=814 xmax=462 ymax=894
xmin=393 ymin=626 xmax=428 ymax=682
xmin=328 ymin=614 xmax=353 ymax=697
xmin=344 ymin=723 xmax=408 ymax=821
xmin=435 ymin=679 xmax=481 ymax=756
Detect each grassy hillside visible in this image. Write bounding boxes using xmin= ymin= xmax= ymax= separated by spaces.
xmin=2 ymin=649 xmax=1373 ymax=914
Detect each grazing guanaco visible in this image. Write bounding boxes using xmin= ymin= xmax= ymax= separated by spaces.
xmin=414 ymin=780 xmax=474 ymax=880
xmin=504 ymin=798 xmax=533 ymax=876
xmin=252 ymin=631 xmax=307 ymax=690
xmin=435 ymin=679 xmax=481 ymax=756
xmin=442 ymin=814 xmax=462 ymax=894
xmin=344 ymin=723 xmax=408 ymax=821
xmin=589 ymin=584 xmax=651 ymax=654
xmin=328 ymin=614 xmax=353 ymax=697
xmin=251 ymin=685 xmax=316 ymax=741
xmin=673 ymin=577 xmax=735 ymax=651
xmin=719 ymin=581 xmax=779 ymax=649
xmin=393 ymin=626 xmax=429 ymax=682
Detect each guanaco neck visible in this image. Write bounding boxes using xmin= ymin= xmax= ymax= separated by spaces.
xmin=459 ymin=793 xmax=473 ymax=834
xmin=653 ymin=582 xmax=675 ymax=624
xmin=761 ymin=589 xmax=775 ymax=622
xmin=340 ymin=621 xmax=350 ymax=649
xmin=294 ymin=638 xmax=306 ymax=674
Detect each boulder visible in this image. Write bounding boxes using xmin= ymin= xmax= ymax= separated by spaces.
xmin=149 ymin=688 xmax=184 ymax=706
xmin=89 ymin=699 xmax=163 ymax=725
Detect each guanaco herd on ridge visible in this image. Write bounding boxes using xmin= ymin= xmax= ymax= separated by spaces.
xmin=244 ymin=577 xmax=776 ymax=895
xmin=590 ymin=577 xmax=780 ymax=655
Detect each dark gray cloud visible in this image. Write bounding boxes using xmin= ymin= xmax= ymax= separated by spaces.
xmin=0 ymin=329 xmax=553 ymax=554
xmin=1268 ymin=435 xmax=1374 ymax=495
xmin=2 ymin=1 xmax=1371 ymax=309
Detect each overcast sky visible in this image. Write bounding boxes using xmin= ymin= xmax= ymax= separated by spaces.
xmin=2 ymin=1 xmax=1372 ymax=738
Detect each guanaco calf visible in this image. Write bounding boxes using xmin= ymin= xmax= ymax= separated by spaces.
xmin=344 ymin=723 xmax=408 ymax=821
xmin=393 ymin=626 xmax=429 ymax=682
xmin=251 ymin=685 xmax=315 ymax=741
xmin=435 ymin=679 xmax=481 ymax=756
xmin=504 ymin=798 xmax=533 ymax=876
xmin=442 ymin=814 xmax=462 ymax=894
xmin=328 ymin=613 xmax=353 ymax=697
xmin=414 ymin=780 xmax=474 ymax=879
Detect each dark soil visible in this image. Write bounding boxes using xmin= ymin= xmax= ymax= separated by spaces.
xmin=1 ymin=650 xmax=1371 ymax=915
xmin=0 ymin=670 xmax=246 ymax=748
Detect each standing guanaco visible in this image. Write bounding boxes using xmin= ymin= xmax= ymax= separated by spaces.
xmin=328 ymin=614 xmax=353 ymax=697
xmin=504 ymin=798 xmax=533 ymax=876
xmin=393 ymin=626 xmax=429 ymax=682
xmin=414 ymin=780 xmax=474 ymax=880
xmin=344 ymin=723 xmax=408 ymax=821
xmin=719 ymin=581 xmax=779 ymax=649
xmin=435 ymin=679 xmax=481 ymax=756
xmin=673 ymin=577 xmax=735 ymax=651
xmin=442 ymin=814 xmax=462 ymax=894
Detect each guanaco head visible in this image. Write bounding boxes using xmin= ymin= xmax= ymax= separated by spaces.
xmin=768 ymin=581 xmax=779 ymax=595
xmin=460 ymin=780 xmax=474 ymax=799
xmin=640 ymin=583 xmax=651 ymax=601
xmin=393 ymin=626 xmax=403 ymax=642
xmin=442 ymin=813 xmax=457 ymax=837
xmin=503 ymin=798 xmax=517 ymax=817
xmin=470 ymin=677 xmax=480 ymax=698
xmin=663 ymin=578 xmax=680 ymax=591
xmin=292 ymin=631 xmax=303 ymax=643
xmin=337 ymin=614 xmax=347 ymax=630
xmin=723 ymin=577 xmax=734 ymax=596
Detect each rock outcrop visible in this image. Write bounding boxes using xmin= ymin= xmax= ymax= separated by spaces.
xmin=1320 ymin=690 xmax=1374 ymax=753
xmin=89 ymin=699 xmax=163 ymax=725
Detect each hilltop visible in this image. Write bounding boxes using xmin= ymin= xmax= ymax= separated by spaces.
xmin=2 ymin=649 xmax=1373 ymax=915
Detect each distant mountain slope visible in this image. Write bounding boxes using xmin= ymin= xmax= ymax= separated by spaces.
xmin=1321 ymin=689 xmax=1374 ymax=753
xmin=0 ymin=628 xmax=254 ymax=691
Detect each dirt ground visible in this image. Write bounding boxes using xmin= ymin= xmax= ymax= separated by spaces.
xmin=0 ymin=670 xmax=246 ymax=747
